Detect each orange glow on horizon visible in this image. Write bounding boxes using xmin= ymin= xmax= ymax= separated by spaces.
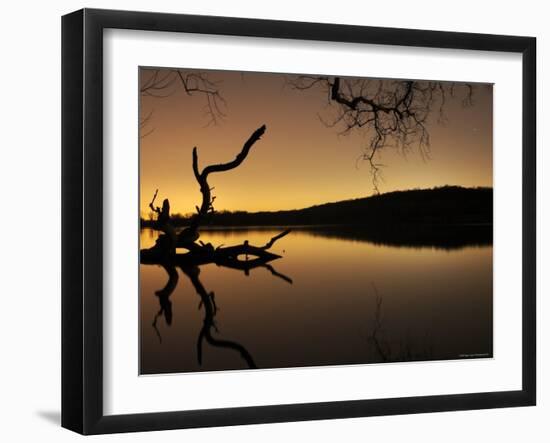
xmin=139 ymin=69 xmax=492 ymax=218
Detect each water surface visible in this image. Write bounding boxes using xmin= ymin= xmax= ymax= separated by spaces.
xmin=140 ymin=226 xmax=492 ymax=374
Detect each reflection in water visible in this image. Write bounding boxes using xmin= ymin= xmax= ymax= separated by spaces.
xmin=366 ymin=283 xmax=433 ymax=363
xmin=151 ymin=265 xmax=177 ymax=342
xmin=140 ymin=226 xmax=493 ymax=374
xmin=145 ymin=234 xmax=294 ymax=371
xmin=297 ymin=224 xmax=492 ymax=250
xmin=181 ymin=265 xmax=258 ymax=369
xmin=148 ymin=262 xmax=262 ymax=368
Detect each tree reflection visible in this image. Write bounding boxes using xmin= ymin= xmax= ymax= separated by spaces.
xmin=151 ymin=264 xmax=178 ymax=343
xmin=148 ymin=257 xmax=292 ymax=370
xmin=366 ymin=283 xmax=433 ymax=363
xmin=180 ymin=265 xmax=257 ymax=368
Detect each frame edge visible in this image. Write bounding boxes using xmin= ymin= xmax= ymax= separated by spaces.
xmin=61 ymin=8 xmax=85 ymax=435
xmin=521 ymin=36 xmax=537 ymax=406
xmin=64 ymin=8 xmax=537 ymax=434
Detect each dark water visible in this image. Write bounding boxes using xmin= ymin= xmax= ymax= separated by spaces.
xmin=140 ymin=226 xmax=493 ymax=374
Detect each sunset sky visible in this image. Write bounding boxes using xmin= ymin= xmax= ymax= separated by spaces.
xmin=139 ymin=68 xmax=492 ymax=217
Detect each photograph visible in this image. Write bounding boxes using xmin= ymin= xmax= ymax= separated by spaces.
xmin=138 ymin=67 xmax=494 ymax=375
xmin=0 ymin=0 xmax=542 ymax=438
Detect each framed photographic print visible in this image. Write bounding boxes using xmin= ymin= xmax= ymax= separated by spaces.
xmin=61 ymin=8 xmax=536 ymax=434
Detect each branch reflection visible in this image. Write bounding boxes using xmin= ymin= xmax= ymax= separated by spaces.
xmin=148 ymin=257 xmax=293 ymax=370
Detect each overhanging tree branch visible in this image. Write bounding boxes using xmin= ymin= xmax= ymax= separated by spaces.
xmin=288 ymin=75 xmax=475 ymax=192
xmin=140 ymin=69 xmax=227 ymax=136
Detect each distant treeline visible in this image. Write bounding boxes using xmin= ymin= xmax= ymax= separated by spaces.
xmin=141 ymin=186 xmax=493 ymax=228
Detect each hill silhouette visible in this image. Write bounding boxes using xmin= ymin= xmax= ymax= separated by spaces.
xmin=141 ymin=186 xmax=492 ymax=228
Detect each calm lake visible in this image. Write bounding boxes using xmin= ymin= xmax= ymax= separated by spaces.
xmin=140 ymin=226 xmax=493 ymax=374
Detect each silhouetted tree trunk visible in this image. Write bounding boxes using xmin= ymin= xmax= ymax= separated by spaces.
xmin=141 ymin=125 xmax=291 ymax=268
xmin=147 ymin=189 xmax=177 ymax=259
xmin=177 ymin=124 xmax=267 ymax=250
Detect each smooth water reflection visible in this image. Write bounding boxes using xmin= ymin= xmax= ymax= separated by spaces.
xmin=140 ymin=227 xmax=492 ymax=374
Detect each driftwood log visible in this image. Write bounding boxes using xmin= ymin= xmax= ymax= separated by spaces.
xmin=141 ymin=229 xmax=291 ymax=270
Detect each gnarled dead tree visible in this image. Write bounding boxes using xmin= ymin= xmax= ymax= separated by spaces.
xmin=289 ymin=76 xmax=474 ymax=192
xmin=141 ymin=125 xmax=291 ymax=271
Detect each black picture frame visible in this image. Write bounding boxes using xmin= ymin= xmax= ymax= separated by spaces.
xmin=62 ymin=8 xmax=536 ymax=435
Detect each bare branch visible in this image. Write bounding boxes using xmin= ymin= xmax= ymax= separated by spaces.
xmin=184 ymin=125 xmax=267 ymax=238
xmin=288 ymin=75 xmax=476 ymax=190
xmin=148 ymin=189 xmax=160 ymax=214
xmin=140 ymin=68 xmax=227 ymax=135
xmin=260 ymin=229 xmax=291 ymax=250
